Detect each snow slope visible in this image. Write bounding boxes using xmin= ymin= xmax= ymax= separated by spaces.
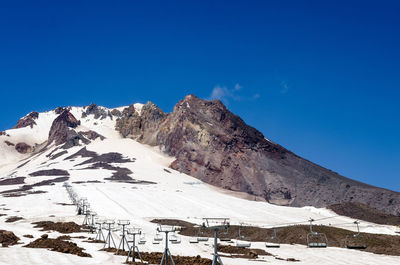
xmin=0 ymin=105 xmax=399 ymax=265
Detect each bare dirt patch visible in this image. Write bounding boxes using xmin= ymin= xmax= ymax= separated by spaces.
xmin=5 ymin=216 xmax=23 ymax=223
xmin=32 ymin=221 xmax=83 ymax=234
xmin=0 ymin=230 xmax=20 ymax=247
xmin=1 ymin=177 xmax=68 ymax=197
xmin=29 ymin=169 xmax=70 ymax=177
xmin=0 ymin=177 xmax=25 ymax=186
xmin=328 ymin=202 xmax=400 ymax=226
xmin=104 ymin=248 xmax=213 ymax=265
xmin=25 ymin=234 xmax=91 ymax=257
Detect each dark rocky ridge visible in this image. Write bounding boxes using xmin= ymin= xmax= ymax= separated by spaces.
xmin=13 ymin=111 xmax=39 ymax=129
xmin=48 ymin=110 xmax=81 ymax=146
xmin=116 ymin=95 xmax=400 ymax=216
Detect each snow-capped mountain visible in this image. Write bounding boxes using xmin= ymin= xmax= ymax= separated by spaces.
xmin=0 ymin=95 xmax=399 ymax=265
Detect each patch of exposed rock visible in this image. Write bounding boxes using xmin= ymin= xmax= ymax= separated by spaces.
xmin=328 ymin=202 xmax=400 ymax=226
xmin=13 ymin=111 xmax=39 ymax=129
xmin=0 ymin=177 xmax=68 ymax=197
xmin=0 ymin=230 xmax=20 ymax=247
xmin=116 ymin=95 xmax=400 ymax=216
xmin=5 ymin=216 xmax=23 ymax=223
xmin=32 ymin=221 xmax=82 ymax=233
xmin=15 ymin=142 xmax=33 ymax=153
xmin=110 ymin=109 xmax=122 ymax=117
xmin=48 ymin=110 xmax=81 ymax=146
xmin=29 ymin=169 xmax=70 ymax=177
xmin=115 ymin=102 xmax=168 ymax=141
xmin=0 ymin=131 xmax=5 ymax=136
xmin=4 ymin=140 xmax=14 ymax=146
xmin=82 ymin=103 xmax=112 ymax=120
xmin=79 ymin=130 xmax=105 ymax=141
xmin=54 ymin=106 xmax=65 ymax=114
xmin=25 ymin=234 xmax=91 ymax=257
xmin=0 ymin=177 xmax=25 ymax=186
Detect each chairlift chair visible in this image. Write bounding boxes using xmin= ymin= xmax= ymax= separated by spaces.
xmin=219 ymin=225 xmax=232 ymax=242
xmin=153 ymin=230 xmax=163 ymax=242
xmin=345 ymin=221 xmax=366 ymax=249
xmin=196 ymin=226 xmax=209 ymax=242
xmin=236 ymin=224 xmax=251 ymax=248
xmin=307 ymin=219 xmax=328 ymax=248
xmin=265 ymin=228 xmax=280 ymax=248
xmin=138 ymin=233 xmax=147 ymax=245
xmin=169 ymin=232 xmax=181 ymax=244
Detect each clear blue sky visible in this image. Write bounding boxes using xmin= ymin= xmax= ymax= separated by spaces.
xmin=1 ymin=1 xmax=399 ymax=191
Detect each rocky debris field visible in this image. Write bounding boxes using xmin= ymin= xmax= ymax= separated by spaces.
xmin=25 ymin=234 xmax=91 ymax=257
xmin=0 ymin=230 xmax=20 ymax=247
xmin=328 ymin=202 xmax=400 ymax=226
xmin=104 ymin=248 xmax=213 ymax=265
xmin=32 ymin=221 xmax=84 ymax=234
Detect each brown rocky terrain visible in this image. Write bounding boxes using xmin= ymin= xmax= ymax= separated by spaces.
xmin=0 ymin=230 xmax=20 ymax=247
xmin=32 ymin=221 xmax=83 ymax=234
xmin=29 ymin=169 xmax=70 ymax=177
xmin=15 ymin=142 xmax=33 ymax=154
xmin=328 ymin=202 xmax=400 ymax=226
xmin=13 ymin=111 xmax=39 ymax=129
xmin=25 ymin=234 xmax=91 ymax=257
xmin=115 ymin=95 xmax=400 ymax=216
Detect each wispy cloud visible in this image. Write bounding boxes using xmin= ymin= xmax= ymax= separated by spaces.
xmin=209 ymin=83 xmax=260 ymax=104
xmin=280 ymin=80 xmax=289 ymax=94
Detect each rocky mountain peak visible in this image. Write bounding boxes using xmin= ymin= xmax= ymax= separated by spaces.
xmin=113 ymin=94 xmax=400 ymax=215
xmin=48 ymin=110 xmax=81 ymax=146
xmin=82 ymin=103 xmax=112 ymax=120
xmin=13 ymin=111 xmax=39 ymax=129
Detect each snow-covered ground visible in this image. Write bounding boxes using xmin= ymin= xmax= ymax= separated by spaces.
xmin=0 ymin=106 xmax=399 ymax=265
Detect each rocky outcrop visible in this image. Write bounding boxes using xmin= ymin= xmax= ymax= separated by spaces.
xmin=48 ymin=110 xmax=81 ymax=146
xmin=15 ymin=142 xmax=33 ymax=154
xmin=115 ymin=102 xmax=167 ymax=142
xmin=4 ymin=141 xmax=14 ymax=146
xmin=54 ymin=107 xmax=65 ymax=114
xmin=13 ymin=112 xmax=39 ymax=129
xmin=81 ymin=103 xmax=112 ymax=120
xmin=79 ymin=130 xmax=105 ymax=141
xmin=110 ymin=109 xmax=122 ymax=117
xmin=115 ymin=94 xmax=400 ymax=216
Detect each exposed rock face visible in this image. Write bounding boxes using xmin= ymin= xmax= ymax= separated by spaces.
xmin=54 ymin=107 xmax=65 ymax=114
xmin=110 ymin=109 xmax=122 ymax=117
xmin=48 ymin=110 xmax=81 ymax=146
xmin=82 ymin=103 xmax=112 ymax=120
xmin=115 ymin=102 xmax=167 ymax=141
xmin=79 ymin=130 xmax=105 ymax=141
xmin=13 ymin=111 xmax=39 ymax=129
xmin=116 ymin=94 xmax=400 ymax=216
xmin=15 ymin=142 xmax=33 ymax=154
xmin=4 ymin=141 xmax=14 ymax=146
xmin=0 ymin=131 xmax=6 ymax=136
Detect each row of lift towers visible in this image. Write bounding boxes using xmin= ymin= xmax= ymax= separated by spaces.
xmin=64 ymin=183 xmax=367 ymax=265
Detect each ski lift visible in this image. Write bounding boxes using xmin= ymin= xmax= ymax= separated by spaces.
xmin=138 ymin=233 xmax=146 ymax=245
xmin=197 ymin=225 xmax=209 ymax=242
xmin=345 ymin=221 xmax=366 ymax=249
xmin=307 ymin=219 xmax=328 ymax=248
xmin=265 ymin=228 xmax=280 ymax=248
xmin=236 ymin=223 xmax=251 ymax=248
